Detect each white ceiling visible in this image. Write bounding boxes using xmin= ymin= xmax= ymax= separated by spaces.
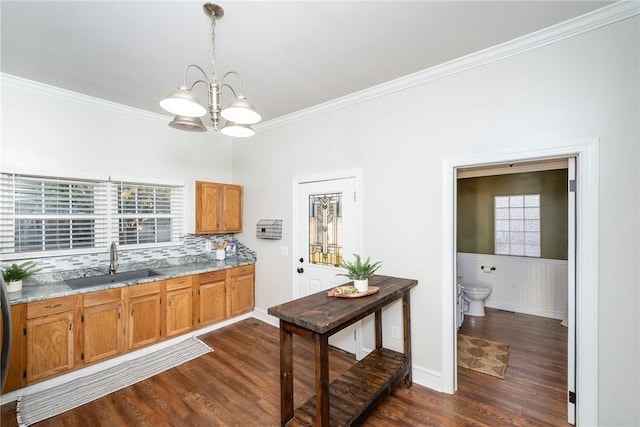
xmin=1 ymin=1 xmax=614 ymax=124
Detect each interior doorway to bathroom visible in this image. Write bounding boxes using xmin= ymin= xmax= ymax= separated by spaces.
xmin=454 ymin=156 xmax=575 ymax=423
xmin=443 ymin=140 xmax=598 ymax=424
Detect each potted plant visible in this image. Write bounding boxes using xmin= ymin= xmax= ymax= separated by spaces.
xmin=1 ymin=261 xmax=41 ymax=293
xmin=337 ymin=253 xmax=382 ymax=292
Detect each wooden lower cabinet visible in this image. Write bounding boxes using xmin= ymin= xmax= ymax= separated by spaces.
xmin=4 ymin=264 xmax=255 ymax=391
xmin=197 ymin=270 xmax=227 ymax=327
xmin=1 ymin=303 xmax=26 ymax=393
xmin=82 ymin=288 xmax=123 ymax=365
xmin=26 ymin=296 xmax=77 ymax=383
xmin=165 ymin=276 xmax=194 ymax=338
xmin=229 ymin=264 xmax=255 ymax=317
xmin=127 ymin=282 xmax=162 ymax=350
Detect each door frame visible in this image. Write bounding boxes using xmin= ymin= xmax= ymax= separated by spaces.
xmin=441 ymin=139 xmax=599 ymax=425
xmin=292 ymin=169 xmax=364 ymax=356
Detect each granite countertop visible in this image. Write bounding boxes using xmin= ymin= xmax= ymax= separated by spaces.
xmin=7 ymin=257 xmax=255 ymax=305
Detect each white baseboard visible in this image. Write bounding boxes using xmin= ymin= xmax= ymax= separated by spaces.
xmin=251 ymin=307 xmax=279 ymax=328
xmin=485 ymin=302 xmax=564 ymax=320
xmin=412 ymin=363 xmax=445 ymax=393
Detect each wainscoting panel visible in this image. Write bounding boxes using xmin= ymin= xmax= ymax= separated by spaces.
xmin=457 ymin=252 xmax=567 ymax=319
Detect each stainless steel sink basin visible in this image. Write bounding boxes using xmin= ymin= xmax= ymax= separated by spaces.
xmin=65 ymin=269 xmax=163 ymax=289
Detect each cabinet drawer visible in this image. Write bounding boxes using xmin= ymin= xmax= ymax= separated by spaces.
xmin=27 ymin=296 xmax=76 ymax=319
xmin=230 ymin=264 xmax=254 ymax=278
xmin=127 ymin=281 xmax=161 ymax=298
xmin=199 ymin=270 xmax=226 ymax=284
xmin=166 ymin=276 xmax=193 ymax=291
xmin=83 ymin=288 xmax=122 ymax=307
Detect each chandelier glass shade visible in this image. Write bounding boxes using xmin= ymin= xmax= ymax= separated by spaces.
xmin=160 ymin=3 xmax=261 ymax=137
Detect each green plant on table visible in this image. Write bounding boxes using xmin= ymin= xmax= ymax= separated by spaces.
xmin=1 ymin=261 xmax=41 ymax=283
xmin=337 ymin=253 xmax=382 ymax=280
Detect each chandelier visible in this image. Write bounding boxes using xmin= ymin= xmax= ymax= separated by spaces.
xmin=160 ymin=3 xmax=261 ymax=137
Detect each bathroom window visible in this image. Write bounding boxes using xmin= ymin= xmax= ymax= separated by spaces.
xmin=494 ymin=194 xmax=540 ymax=257
xmin=0 ymin=173 xmax=184 ymax=259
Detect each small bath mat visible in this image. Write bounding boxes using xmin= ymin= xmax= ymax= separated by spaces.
xmin=457 ymin=333 xmax=509 ymax=379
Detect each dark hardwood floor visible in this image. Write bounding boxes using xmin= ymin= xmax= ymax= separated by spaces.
xmin=1 ymin=309 xmax=568 ymax=426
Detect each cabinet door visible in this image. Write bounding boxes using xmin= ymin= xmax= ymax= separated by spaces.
xmin=196 ymin=181 xmax=222 ymax=234
xmin=222 ymin=184 xmax=243 ymax=233
xmin=128 ymin=294 xmax=161 ymax=350
xmin=1 ymin=303 xmax=26 ymax=393
xmin=166 ymin=287 xmax=193 ymax=338
xmin=198 ymin=280 xmax=226 ymax=326
xmin=229 ymin=274 xmax=254 ymax=317
xmin=83 ymin=301 xmax=123 ymax=364
xmin=26 ymin=311 xmax=75 ymax=383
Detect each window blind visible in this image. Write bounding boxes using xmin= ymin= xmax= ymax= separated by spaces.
xmin=1 ymin=173 xmax=184 ymax=258
xmin=0 ymin=173 xmax=108 ymax=256
xmin=110 ymin=180 xmax=184 ymax=248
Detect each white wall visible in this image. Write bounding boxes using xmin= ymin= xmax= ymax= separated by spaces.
xmin=0 ymin=78 xmax=234 ymax=233
xmin=457 ymin=252 xmax=568 ymax=319
xmin=234 ymin=16 xmax=640 ymax=425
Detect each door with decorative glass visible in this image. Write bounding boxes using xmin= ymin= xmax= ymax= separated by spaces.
xmin=296 ymin=177 xmax=358 ymax=355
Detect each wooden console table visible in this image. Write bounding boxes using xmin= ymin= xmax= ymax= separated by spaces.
xmin=268 ymin=275 xmax=418 ymax=426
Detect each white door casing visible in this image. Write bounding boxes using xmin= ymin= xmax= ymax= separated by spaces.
xmin=442 ymin=139 xmax=598 ymax=425
xmin=567 ymin=156 xmax=576 ymax=424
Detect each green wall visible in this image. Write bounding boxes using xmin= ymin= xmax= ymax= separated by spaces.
xmin=457 ymin=169 xmax=568 ymax=260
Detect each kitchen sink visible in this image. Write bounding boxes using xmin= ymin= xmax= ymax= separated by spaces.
xmin=65 ymin=269 xmax=163 ymax=289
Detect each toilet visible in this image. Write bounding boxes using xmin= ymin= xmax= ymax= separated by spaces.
xmin=461 ymin=284 xmax=492 ymax=316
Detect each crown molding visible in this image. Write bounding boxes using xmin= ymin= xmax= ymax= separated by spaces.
xmin=2 ymin=1 xmax=637 ymax=135
xmin=0 ymin=73 xmax=227 ymax=136
xmin=255 ymin=0 xmax=639 ymax=133
xmin=0 ymin=73 xmax=169 ymax=123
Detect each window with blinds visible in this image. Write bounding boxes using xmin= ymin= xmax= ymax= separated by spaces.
xmin=112 ymin=181 xmax=183 ymax=246
xmin=1 ymin=173 xmax=184 ymax=258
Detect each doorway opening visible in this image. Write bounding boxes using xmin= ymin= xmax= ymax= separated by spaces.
xmin=455 ymin=158 xmax=573 ymax=424
xmin=441 ymin=139 xmax=599 ymax=425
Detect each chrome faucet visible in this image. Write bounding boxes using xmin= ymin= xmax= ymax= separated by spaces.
xmin=109 ymin=242 xmax=118 ymax=275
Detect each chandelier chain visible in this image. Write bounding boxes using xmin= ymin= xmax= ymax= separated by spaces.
xmin=210 ymin=12 xmax=218 ymax=83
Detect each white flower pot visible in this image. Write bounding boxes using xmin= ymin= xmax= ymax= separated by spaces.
xmin=6 ymin=279 xmax=23 ymax=293
xmin=215 ymin=249 xmax=226 ymax=260
xmin=354 ymin=279 xmax=369 ymax=293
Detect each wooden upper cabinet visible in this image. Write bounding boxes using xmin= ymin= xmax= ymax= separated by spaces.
xmin=196 ymin=181 xmax=222 ymax=233
xmin=222 ymin=184 xmax=243 ymax=233
xmin=195 ymin=181 xmax=243 ymax=234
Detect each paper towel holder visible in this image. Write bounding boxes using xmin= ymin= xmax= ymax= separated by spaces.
xmin=481 ymin=266 xmax=496 ymax=271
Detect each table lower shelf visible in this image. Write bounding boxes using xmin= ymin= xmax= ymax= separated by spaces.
xmin=291 ymin=348 xmax=410 ymax=427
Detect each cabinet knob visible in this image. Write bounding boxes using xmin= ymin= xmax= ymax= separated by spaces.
xmin=297 ymin=267 xmax=304 ymax=274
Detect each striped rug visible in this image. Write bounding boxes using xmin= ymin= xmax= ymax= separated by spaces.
xmin=16 ymin=337 xmax=212 ymax=426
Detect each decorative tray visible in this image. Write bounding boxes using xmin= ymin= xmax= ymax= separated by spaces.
xmin=327 ymin=286 xmax=380 ymax=298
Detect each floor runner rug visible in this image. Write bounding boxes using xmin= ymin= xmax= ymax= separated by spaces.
xmin=16 ymin=337 xmax=212 ymax=426
xmin=457 ymin=333 xmax=509 ymax=379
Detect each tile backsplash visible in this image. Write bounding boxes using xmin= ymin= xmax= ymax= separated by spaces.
xmin=1 ymin=234 xmax=256 ymax=274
